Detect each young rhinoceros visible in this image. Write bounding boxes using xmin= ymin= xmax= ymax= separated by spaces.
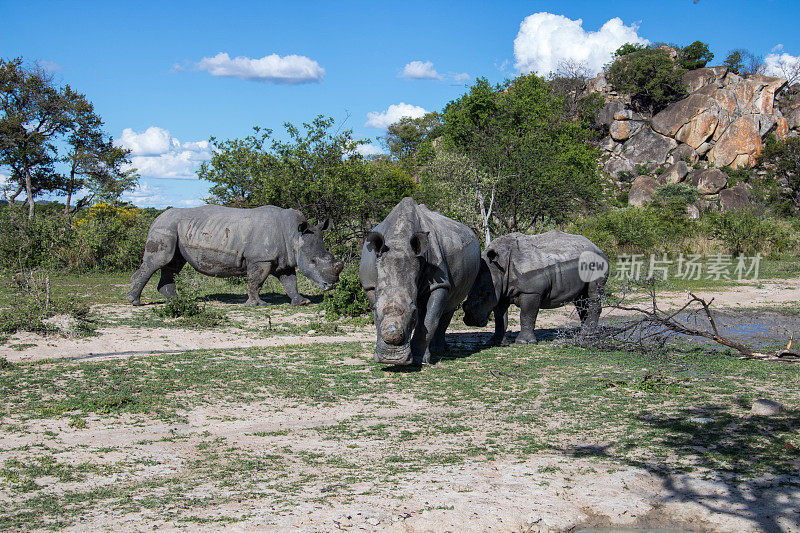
xmin=462 ymin=230 xmax=608 ymax=345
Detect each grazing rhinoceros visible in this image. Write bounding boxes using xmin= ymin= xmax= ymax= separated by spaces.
xmin=462 ymin=230 xmax=608 ymax=345
xmin=127 ymin=205 xmax=343 ymax=307
xmin=359 ymin=197 xmax=480 ymax=365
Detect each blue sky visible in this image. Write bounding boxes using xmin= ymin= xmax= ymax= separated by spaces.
xmin=2 ymin=0 xmax=799 ymax=208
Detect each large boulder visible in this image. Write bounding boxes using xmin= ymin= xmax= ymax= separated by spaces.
xmin=621 ymin=127 xmax=678 ymax=166
xmin=662 ymin=161 xmax=689 ymax=184
xmin=652 ymin=93 xmax=722 ymax=149
xmin=683 ymin=67 xmax=728 ymax=93
xmin=628 ymin=176 xmax=661 ymax=207
xmin=652 ymin=94 xmax=715 ymax=137
xmin=595 ymin=101 xmax=625 ymax=127
xmin=672 ymin=143 xmax=699 ymax=164
xmin=708 ymin=115 xmax=762 ymax=168
xmin=610 ymin=119 xmax=643 ymax=141
xmin=692 ymin=168 xmax=728 ymax=195
xmin=603 ymin=156 xmax=635 ymax=180
xmin=718 ymin=184 xmax=752 ymax=211
xmin=747 ymin=74 xmax=787 ymax=115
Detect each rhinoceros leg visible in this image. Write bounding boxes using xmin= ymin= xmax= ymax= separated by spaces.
xmin=578 ymin=279 xmax=603 ymax=338
xmin=127 ymin=230 xmax=178 ymax=306
xmin=412 ymin=287 xmax=448 ymax=364
xmin=490 ymin=301 xmax=510 ymax=346
xmin=515 ymin=293 xmax=541 ymax=345
xmin=245 ymin=261 xmax=273 ymax=306
xmin=429 ymin=308 xmax=454 ymax=354
xmin=156 ymin=252 xmax=186 ymax=300
xmin=278 ymin=270 xmax=311 ymax=306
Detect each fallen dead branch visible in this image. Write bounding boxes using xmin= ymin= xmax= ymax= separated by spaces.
xmin=582 ymin=280 xmax=799 ymax=363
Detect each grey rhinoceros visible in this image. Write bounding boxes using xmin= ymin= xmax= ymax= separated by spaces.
xmin=462 ymin=230 xmax=608 ymax=345
xmin=359 ymin=197 xmax=480 ymax=365
xmin=127 ymin=205 xmax=343 ymax=307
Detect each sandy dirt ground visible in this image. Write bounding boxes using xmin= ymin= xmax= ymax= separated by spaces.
xmin=2 ymin=277 xmax=799 ymax=532
xmin=2 ymin=277 xmax=798 ymax=364
xmin=4 ymin=386 xmax=799 ymax=533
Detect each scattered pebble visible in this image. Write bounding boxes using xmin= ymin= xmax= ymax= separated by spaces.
xmin=751 ymin=399 xmax=783 ymax=416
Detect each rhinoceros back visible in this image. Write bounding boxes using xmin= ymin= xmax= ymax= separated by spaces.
xmin=173 ymin=205 xmax=286 ymax=277
xmin=417 ymin=204 xmax=480 ymax=311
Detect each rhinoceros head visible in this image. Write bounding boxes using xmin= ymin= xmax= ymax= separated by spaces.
xmin=294 ymin=217 xmax=344 ymax=291
xmin=462 ymin=249 xmax=503 ymax=328
xmin=366 ymin=229 xmax=429 ymax=365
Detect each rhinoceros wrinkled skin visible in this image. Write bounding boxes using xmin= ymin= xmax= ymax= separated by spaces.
xmin=127 ymin=205 xmax=343 ymax=307
xmin=359 ymin=197 xmax=480 ymax=365
xmin=462 ymin=230 xmax=608 ymax=345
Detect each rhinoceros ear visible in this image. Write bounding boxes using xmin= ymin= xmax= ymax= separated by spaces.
xmin=410 ymin=231 xmax=429 ymax=256
xmin=365 ymin=231 xmax=385 ymax=254
xmin=298 ymin=220 xmax=309 ymax=234
xmin=319 ymin=217 xmax=332 ymax=231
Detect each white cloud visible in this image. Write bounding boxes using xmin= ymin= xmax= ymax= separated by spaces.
xmin=400 ymin=60 xmax=441 ymax=80
xmin=513 ymin=12 xmax=648 ymax=76
xmin=355 ymin=143 xmax=386 ymax=157
xmin=764 ymin=47 xmax=800 ymax=84
xmin=121 ymin=182 xmax=168 ymax=207
xmin=365 ymin=103 xmax=428 ymax=129
xmin=118 ymin=127 xmax=173 ymax=156
xmin=452 ymin=72 xmax=471 ymax=83
xmin=194 ymin=52 xmax=325 ymax=84
xmin=38 ymin=60 xmax=61 ymax=72
xmin=116 ymin=127 xmax=212 ymax=180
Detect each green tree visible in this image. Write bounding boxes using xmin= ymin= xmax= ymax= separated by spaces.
xmin=723 ymin=50 xmax=745 ymax=74
xmin=198 ymin=127 xmax=273 ymax=207
xmin=606 ymin=46 xmax=687 ymax=113
xmin=62 ymin=94 xmax=138 ymax=212
xmin=199 ymin=116 xmax=415 ymax=257
xmin=724 ymin=49 xmax=765 ymax=75
xmin=0 ymin=58 xmax=74 ymax=217
xmin=758 ymin=135 xmax=800 ymax=212
xmin=440 ymin=74 xmax=602 ymax=237
xmin=614 ymin=43 xmax=647 ymax=58
xmin=678 ymin=41 xmax=714 ymax=70
xmin=383 ymin=112 xmax=441 ymax=171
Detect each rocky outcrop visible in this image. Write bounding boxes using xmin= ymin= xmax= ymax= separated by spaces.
xmin=692 ymin=168 xmax=728 ymax=194
xmin=662 ymin=161 xmax=689 ymax=184
xmin=719 ymin=184 xmax=752 ymax=211
xmin=620 ymin=127 xmax=677 ymax=166
xmin=589 ymin=65 xmax=800 ymax=208
xmin=628 ymin=176 xmax=661 ymax=207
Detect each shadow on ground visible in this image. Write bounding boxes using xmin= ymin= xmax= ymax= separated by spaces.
xmin=204 ymin=291 xmax=324 ymax=306
xmin=559 ymin=403 xmax=800 ymax=532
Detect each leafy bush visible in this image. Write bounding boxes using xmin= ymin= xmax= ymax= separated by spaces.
xmin=759 ymin=135 xmax=800 ymax=211
xmin=152 ymin=271 xmax=228 ymax=327
xmin=573 ymin=203 xmax=694 ymax=255
xmin=607 ymin=45 xmax=687 ymax=113
xmin=652 ymin=183 xmax=698 ymax=206
xmin=0 ymin=204 xmax=73 ymax=270
xmin=68 ymin=203 xmax=156 ymax=271
xmin=154 ymin=271 xmax=202 ymax=318
xmin=0 ymin=203 xmax=159 ymax=272
xmin=0 ymin=270 xmax=91 ymax=335
xmin=322 ymin=264 xmax=371 ymax=318
xmin=703 ymin=209 xmax=793 ymax=256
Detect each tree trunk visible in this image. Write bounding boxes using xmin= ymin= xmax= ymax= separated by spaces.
xmin=64 ymin=165 xmax=76 ymax=215
xmin=24 ymin=160 xmax=34 ymax=219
